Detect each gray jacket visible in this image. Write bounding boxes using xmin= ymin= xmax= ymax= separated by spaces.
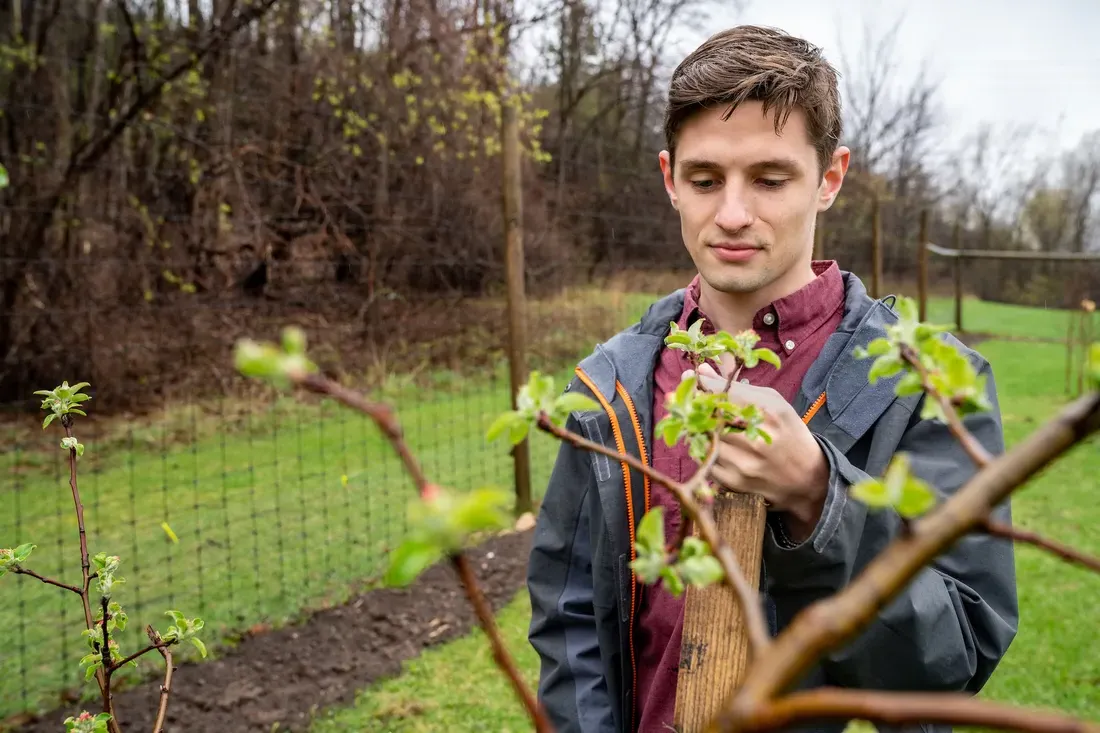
xmin=526 ymin=270 xmax=1018 ymax=733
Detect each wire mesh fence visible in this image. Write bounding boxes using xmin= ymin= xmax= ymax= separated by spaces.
xmin=3 ymin=221 xmax=1095 ymax=721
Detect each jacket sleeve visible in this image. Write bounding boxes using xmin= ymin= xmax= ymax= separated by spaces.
xmin=762 ymin=353 xmax=1019 ymax=693
xmin=527 ymin=411 xmax=616 ymax=733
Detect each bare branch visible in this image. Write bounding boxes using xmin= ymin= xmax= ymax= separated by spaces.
xmin=727 ymin=687 xmax=1100 ymax=733
xmin=10 ymin=566 xmax=83 ymax=595
xmin=981 ymin=518 xmax=1100 ymax=574
xmin=148 ymin=626 xmax=174 ymax=733
xmin=716 ymin=392 xmax=1100 ymax=718
xmin=452 ymin=554 xmax=555 ymax=733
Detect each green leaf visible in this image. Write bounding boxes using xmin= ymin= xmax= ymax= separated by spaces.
xmin=384 ymin=539 xmax=442 ymax=587
xmin=449 ymin=488 xmax=512 ymax=535
xmin=630 ymin=551 xmax=666 ymax=585
xmin=486 ymin=411 xmax=526 ymax=444
xmin=554 ymin=392 xmax=599 ymax=417
xmin=660 ymin=565 xmax=685 ymax=597
xmin=0 ymin=163 xmax=8 ymax=188
xmin=191 ymin=637 xmax=207 ymax=658
xmin=896 ymin=475 xmax=937 ymax=518
xmin=849 ymin=477 xmax=891 ymax=508
xmin=635 ymin=507 xmax=665 ymax=554
xmin=867 ymin=355 xmax=903 ymax=384
xmin=678 ymin=554 xmax=724 ymax=588
xmin=752 ymin=348 xmax=782 ymax=369
xmin=13 ymin=543 xmax=35 ymax=563
xmin=42 ymin=412 xmax=57 ymax=429
xmin=281 ymin=325 xmax=306 ymax=355
xmin=656 ymin=415 xmax=683 ymax=447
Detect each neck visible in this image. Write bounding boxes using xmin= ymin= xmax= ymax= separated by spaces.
xmin=696 ymin=261 xmax=817 ymax=335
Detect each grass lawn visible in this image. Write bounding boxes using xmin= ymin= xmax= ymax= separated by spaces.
xmin=0 ymin=290 xmax=1090 ymax=722
xmin=304 ymin=337 xmax=1100 ymax=731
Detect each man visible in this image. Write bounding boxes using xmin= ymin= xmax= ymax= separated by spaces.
xmin=525 ymin=24 xmax=1018 ymax=733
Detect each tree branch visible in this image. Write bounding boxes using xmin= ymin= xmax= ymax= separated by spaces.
xmin=727 ymin=687 xmax=1100 ymax=733
xmin=901 ymin=344 xmax=993 ymax=467
xmin=715 ymin=392 xmax=1100 ymax=723
xmin=451 ymin=554 xmax=554 ymax=733
xmin=536 ymin=413 xmax=771 ymax=658
xmin=290 ymin=372 xmax=547 ymax=730
xmin=148 ymin=626 xmax=173 ymax=733
xmin=298 ymin=373 xmax=430 ymax=495
xmin=11 ymin=566 xmax=82 ymax=595
xmin=982 ymin=518 xmax=1100 ymax=574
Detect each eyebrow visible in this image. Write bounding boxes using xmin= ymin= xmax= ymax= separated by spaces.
xmin=677 ymin=157 xmax=804 ymax=175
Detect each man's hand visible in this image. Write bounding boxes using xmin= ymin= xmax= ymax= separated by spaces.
xmin=693 ymin=363 xmax=830 ymax=543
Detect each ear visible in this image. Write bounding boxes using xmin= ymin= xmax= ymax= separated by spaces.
xmin=658 ymin=150 xmax=679 ymax=210
xmin=817 ymin=145 xmax=850 ymax=211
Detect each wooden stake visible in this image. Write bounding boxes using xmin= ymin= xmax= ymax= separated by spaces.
xmin=918 ymin=209 xmax=928 ymax=321
xmin=674 ymin=493 xmax=767 ymax=732
xmin=871 ymin=195 xmax=882 ymax=299
xmin=501 ymin=98 xmax=532 ymax=515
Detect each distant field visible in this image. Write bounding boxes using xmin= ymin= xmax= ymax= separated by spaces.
xmin=0 ymin=289 xmax=1086 ymax=721
xmin=306 ymin=338 xmax=1100 ymax=731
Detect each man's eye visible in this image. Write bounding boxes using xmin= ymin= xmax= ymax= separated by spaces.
xmin=691 ymin=179 xmax=717 ymax=190
xmin=757 ymin=178 xmax=787 ymax=189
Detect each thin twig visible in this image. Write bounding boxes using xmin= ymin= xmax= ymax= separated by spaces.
xmin=722 ymin=687 xmax=1100 ymax=733
xmin=109 ymin=642 xmax=165 ymax=671
xmin=63 ymin=419 xmax=95 ymax=630
xmin=714 ymin=392 xmax=1100 ymax=725
xmin=291 ymin=372 xmax=547 ymax=730
xmin=452 ymin=554 xmax=555 ymax=733
xmin=11 ymin=566 xmax=83 ymax=595
xmin=148 ymin=626 xmax=173 ymax=733
xmin=298 ymin=373 xmax=430 ymax=495
xmin=669 ymin=429 xmax=724 ymax=555
xmin=982 ymin=518 xmax=1100 ymax=574
xmin=536 ymin=414 xmax=771 ymax=657
xmin=99 ymin=596 xmax=118 ymax=728
xmin=900 ymin=345 xmax=993 ymax=467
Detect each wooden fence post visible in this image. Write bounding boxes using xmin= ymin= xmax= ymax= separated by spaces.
xmin=502 ymin=97 xmax=532 ymax=516
xmin=952 ymin=220 xmax=963 ymax=333
xmin=871 ymin=194 xmax=882 ymax=299
xmin=918 ymin=209 xmax=928 ymax=321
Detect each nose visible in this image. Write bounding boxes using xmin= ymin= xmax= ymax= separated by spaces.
xmin=714 ymin=185 xmax=754 ymax=233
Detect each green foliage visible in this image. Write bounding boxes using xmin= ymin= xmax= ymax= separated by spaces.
xmin=629 ymin=507 xmax=724 ymax=597
xmin=664 ymin=320 xmax=782 ymax=370
xmin=34 ymin=381 xmax=91 ymax=430
xmin=850 ymin=454 xmax=937 ymax=518
xmin=855 ymin=296 xmax=991 ymax=422
xmin=0 ymin=543 xmax=36 ymax=577
xmin=385 ymin=486 xmax=514 ymax=587
xmin=92 ymin=553 xmax=124 ymax=598
xmin=161 ymin=610 xmax=208 ymax=659
xmin=63 ymin=711 xmax=112 ymax=733
xmin=234 ymin=326 xmax=319 ymax=389
xmin=1088 ymin=343 xmax=1099 ymax=388
xmin=655 ymin=321 xmax=779 ymax=462
xmin=0 ymin=162 xmax=8 ymax=188
xmin=485 ymin=371 xmax=599 ymax=446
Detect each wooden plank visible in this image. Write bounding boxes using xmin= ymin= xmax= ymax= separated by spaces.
xmin=673 ymin=492 xmax=767 ymax=732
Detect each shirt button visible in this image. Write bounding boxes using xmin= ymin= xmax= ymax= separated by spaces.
xmin=763 ymin=313 xmax=775 ymax=325
xmin=785 ymin=339 xmax=796 ymax=350
xmin=740 ymin=378 xmax=750 ymax=384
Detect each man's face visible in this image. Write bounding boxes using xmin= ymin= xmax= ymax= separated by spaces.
xmin=659 ymin=101 xmax=848 ymax=304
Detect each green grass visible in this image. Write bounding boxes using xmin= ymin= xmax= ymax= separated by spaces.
xmin=301 ymin=338 xmax=1099 ymax=731
xmin=0 ymin=291 xmax=1088 ymax=721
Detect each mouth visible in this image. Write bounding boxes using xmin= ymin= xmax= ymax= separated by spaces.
xmin=709 ymin=242 xmax=762 ymax=263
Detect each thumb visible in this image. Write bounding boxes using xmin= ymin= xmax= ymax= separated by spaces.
xmin=695 ymin=361 xmax=728 ymax=393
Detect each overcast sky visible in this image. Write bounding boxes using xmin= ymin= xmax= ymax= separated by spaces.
xmin=694 ymin=0 xmax=1100 ymax=158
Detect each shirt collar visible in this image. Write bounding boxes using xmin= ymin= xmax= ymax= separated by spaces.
xmin=678 ymin=260 xmax=845 ymax=346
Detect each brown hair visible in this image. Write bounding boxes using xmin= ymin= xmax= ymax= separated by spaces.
xmin=663 ymin=25 xmax=842 ymax=177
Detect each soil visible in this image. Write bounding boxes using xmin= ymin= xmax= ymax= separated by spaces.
xmin=10 ymin=528 xmax=534 ymax=733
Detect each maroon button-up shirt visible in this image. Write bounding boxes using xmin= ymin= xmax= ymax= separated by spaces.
xmin=634 ymin=260 xmax=846 ymax=732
